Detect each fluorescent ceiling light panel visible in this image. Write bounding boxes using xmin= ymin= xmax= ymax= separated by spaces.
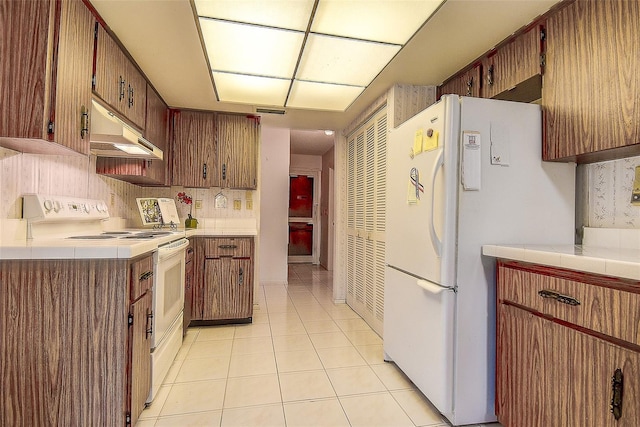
xmin=213 ymin=72 xmax=290 ymax=106
xmin=287 ymin=80 xmax=364 ymax=111
xmin=312 ymin=0 xmax=445 ymax=44
xmin=296 ymin=34 xmax=400 ymax=86
xmin=194 ymin=0 xmax=314 ymax=31
xmin=199 ymin=18 xmax=303 ymax=78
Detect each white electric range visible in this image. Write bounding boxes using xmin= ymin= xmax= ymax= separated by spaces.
xmin=20 ymin=193 xmax=188 ymax=403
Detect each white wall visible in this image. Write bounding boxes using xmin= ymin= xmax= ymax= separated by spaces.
xmin=290 ymin=154 xmax=322 ymax=171
xmin=259 ymin=127 xmax=291 ymax=285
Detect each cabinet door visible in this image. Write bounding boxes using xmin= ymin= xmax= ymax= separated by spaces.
xmin=203 ymin=258 xmax=253 ymax=321
xmin=125 ymin=61 xmax=147 ymax=129
xmin=543 ymin=0 xmax=640 ymax=161
xmin=218 ymin=114 xmax=259 ymax=189
xmin=129 ymin=291 xmax=152 ymax=427
xmin=94 ymin=23 xmax=127 ymax=115
xmin=439 ymin=64 xmax=481 ymax=98
xmin=482 ymin=25 xmax=541 ymax=99
xmin=496 ymin=304 xmax=562 ymax=426
xmin=172 ymin=110 xmax=218 ymax=188
xmin=0 ymin=0 xmax=93 ymax=155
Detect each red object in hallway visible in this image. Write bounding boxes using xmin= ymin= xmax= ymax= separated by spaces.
xmin=289 ymin=175 xmax=313 ymax=218
xmin=288 ymin=223 xmax=313 ymax=256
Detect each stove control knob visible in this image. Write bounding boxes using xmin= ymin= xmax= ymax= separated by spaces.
xmin=53 ymin=200 xmax=62 ymax=213
xmin=43 ymin=199 xmax=53 ymax=212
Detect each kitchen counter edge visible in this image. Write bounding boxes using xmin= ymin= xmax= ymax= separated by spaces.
xmin=482 ymin=244 xmax=640 ymax=281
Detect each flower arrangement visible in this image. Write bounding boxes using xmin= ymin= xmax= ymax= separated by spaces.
xmin=177 ymin=191 xmax=193 ymax=211
xmin=177 ymin=191 xmax=197 ymax=228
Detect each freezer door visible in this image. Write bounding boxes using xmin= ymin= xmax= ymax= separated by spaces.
xmin=386 ymin=97 xmax=459 ymax=286
xmin=383 ymin=266 xmax=455 ymax=419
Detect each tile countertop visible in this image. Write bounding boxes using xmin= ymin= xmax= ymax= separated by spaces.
xmin=0 ymin=218 xmax=257 ymax=260
xmin=482 ymin=244 xmax=640 ymax=281
xmin=483 ymin=227 xmax=640 ymax=281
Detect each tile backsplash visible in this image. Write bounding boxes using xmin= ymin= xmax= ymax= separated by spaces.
xmin=585 ymin=155 xmax=640 ymax=228
xmin=0 ymin=148 xmax=258 ymax=227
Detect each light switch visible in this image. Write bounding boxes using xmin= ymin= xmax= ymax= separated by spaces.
xmin=233 ymin=199 xmax=241 ymax=210
xmin=195 ymin=200 xmax=202 ymax=209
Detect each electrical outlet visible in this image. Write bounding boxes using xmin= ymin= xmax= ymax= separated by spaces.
xmin=195 ymin=199 xmax=202 ymax=209
xmin=110 ymin=192 xmax=115 ymax=207
xmin=233 ymin=199 xmax=241 ymax=210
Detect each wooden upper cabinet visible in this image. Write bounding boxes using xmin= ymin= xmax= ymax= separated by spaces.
xmin=481 ymin=24 xmax=542 ymax=100
xmin=439 ymin=64 xmax=482 ymax=98
xmin=0 ymin=0 xmax=94 ymax=155
xmin=93 ymin=23 xmax=146 ymax=129
xmin=172 ymin=110 xmax=219 ymax=188
xmin=218 ymin=114 xmax=259 ymax=189
xmin=543 ymin=0 xmax=640 ymax=162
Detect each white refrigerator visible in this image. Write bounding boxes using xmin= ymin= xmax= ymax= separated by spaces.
xmin=384 ymin=95 xmax=575 ymax=425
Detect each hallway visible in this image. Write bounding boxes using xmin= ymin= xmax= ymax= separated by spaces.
xmin=137 ymin=264 xmax=485 ymax=426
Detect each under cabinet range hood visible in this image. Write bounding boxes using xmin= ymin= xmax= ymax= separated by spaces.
xmin=89 ymin=100 xmax=163 ymax=160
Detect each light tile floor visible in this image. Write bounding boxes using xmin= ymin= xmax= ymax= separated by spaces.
xmin=138 ymin=264 xmax=501 ymax=427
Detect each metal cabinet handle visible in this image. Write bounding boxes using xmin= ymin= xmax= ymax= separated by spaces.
xmin=119 ymin=76 xmax=125 ymax=101
xmin=203 ymin=163 xmax=207 ymax=179
xmin=538 ymin=289 xmax=580 ymax=306
xmin=466 ymin=77 xmax=473 ymax=96
xmin=222 ymin=163 xmax=227 ymax=180
xmin=80 ymin=105 xmax=89 ymax=139
xmin=128 ymin=84 xmax=134 ymax=108
xmin=238 ymin=267 xmax=244 ymax=286
xmin=487 ymin=65 xmax=494 ymax=86
xmin=145 ymin=310 xmax=154 ymax=340
xmin=139 ymin=270 xmax=153 ymax=281
xmin=611 ymin=368 xmax=623 ymax=420
xmin=218 ymin=244 xmax=238 ymax=249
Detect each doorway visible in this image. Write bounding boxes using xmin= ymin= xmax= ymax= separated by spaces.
xmin=288 ymin=171 xmax=320 ymax=264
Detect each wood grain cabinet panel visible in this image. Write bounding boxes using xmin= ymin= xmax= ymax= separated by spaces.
xmin=0 ymin=0 xmax=94 ymax=155
xmin=191 ymin=237 xmax=254 ymax=323
xmin=543 ymin=0 xmax=640 ymax=162
xmin=482 ymin=25 xmax=542 ymax=100
xmin=0 ymin=255 xmax=154 ymax=426
xmin=203 ymin=258 xmax=253 ymax=321
xmin=129 ymin=290 xmax=152 ymax=427
xmin=439 ymin=64 xmax=482 ymax=98
xmin=93 ymin=23 xmax=147 ymax=129
xmin=496 ymin=261 xmax=640 ymax=426
xmin=171 ymin=110 xmax=219 ymax=188
xmin=218 ymin=114 xmax=259 ymax=189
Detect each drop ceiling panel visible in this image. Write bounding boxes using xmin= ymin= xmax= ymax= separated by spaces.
xmin=287 ymin=80 xmax=364 ymax=111
xmin=312 ymin=0 xmax=446 ymax=44
xmin=213 ymin=72 xmax=290 ymax=106
xmin=194 ymin=0 xmax=314 ymax=31
xmin=200 ymin=18 xmax=304 ymax=78
xmin=296 ymin=34 xmax=400 ymax=86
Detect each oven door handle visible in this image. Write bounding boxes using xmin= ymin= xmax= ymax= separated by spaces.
xmin=158 ymin=238 xmax=189 ymax=260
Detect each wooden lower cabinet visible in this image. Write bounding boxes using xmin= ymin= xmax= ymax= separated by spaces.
xmin=203 ymin=257 xmax=253 ymax=321
xmin=0 ymin=256 xmax=153 ymax=426
xmin=497 ymin=261 xmax=640 ymax=426
xmin=190 ymin=237 xmax=254 ymax=324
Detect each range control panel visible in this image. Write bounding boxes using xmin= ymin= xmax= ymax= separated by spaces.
xmin=23 ymin=194 xmax=110 ymax=222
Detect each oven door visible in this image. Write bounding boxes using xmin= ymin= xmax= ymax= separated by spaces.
xmin=152 ymin=238 xmax=188 ymax=348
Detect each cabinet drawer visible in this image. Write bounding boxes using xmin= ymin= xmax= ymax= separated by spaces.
xmin=498 ymin=263 xmax=640 ymax=346
xmin=204 ymin=237 xmax=253 ymax=258
xmin=130 ymin=255 xmax=154 ymax=301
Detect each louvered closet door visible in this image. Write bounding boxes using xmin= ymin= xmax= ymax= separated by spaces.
xmin=346 ymin=108 xmax=387 ymax=335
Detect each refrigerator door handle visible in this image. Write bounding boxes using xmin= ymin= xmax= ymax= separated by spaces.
xmin=416 ymin=279 xmax=448 ymax=294
xmin=430 ymin=150 xmax=444 ymax=256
